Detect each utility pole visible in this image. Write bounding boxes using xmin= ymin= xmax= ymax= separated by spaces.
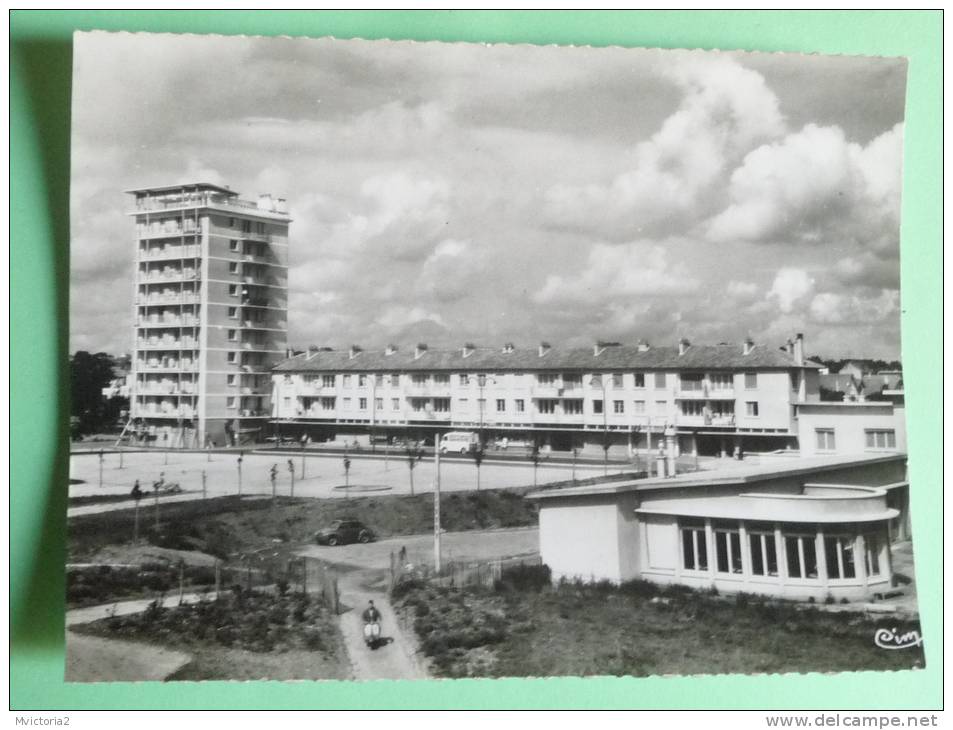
xmin=434 ymin=432 xmax=442 ymax=575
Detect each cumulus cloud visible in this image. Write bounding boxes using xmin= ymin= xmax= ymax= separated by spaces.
xmin=726 ymin=280 xmax=760 ymax=302
xmin=808 ymin=289 xmax=900 ymax=326
xmin=543 ymin=54 xmax=784 ymax=239
xmin=706 ymin=122 xmax=904 ymax=253
xmin=767 ymin=268 xmax=815 ymax=313
xmin=68 ymin=35 xmax=907 ymax=359
xmin=534 ymin=242 xmax=699 ymax=306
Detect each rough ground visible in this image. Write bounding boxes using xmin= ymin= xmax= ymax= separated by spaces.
xmin=66 ymin=632 xmax=191 ymax=683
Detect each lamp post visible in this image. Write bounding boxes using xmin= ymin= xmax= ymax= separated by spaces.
xmin=237 ymin=453 xmax=243 ymax=496
xmin=590 ymin=375 xmax=610 ymax=476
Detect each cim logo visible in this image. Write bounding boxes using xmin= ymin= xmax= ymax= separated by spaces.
xmin=874 ymin=627 xmax=923 ymax=650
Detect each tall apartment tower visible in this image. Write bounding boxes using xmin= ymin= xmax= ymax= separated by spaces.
xmin=127 ymin=183 xmax=290 ymax=448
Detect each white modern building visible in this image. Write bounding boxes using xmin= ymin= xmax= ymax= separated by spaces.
xmin=271 ymin=336 xmax=821 ymax=456
xmin=127 ymin=183 xmax=290 ymax=447
xmin=530 ymin=452 xmax=909 ymax=601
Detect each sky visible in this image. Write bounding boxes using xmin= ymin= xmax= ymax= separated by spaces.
xmin=70 ymin=33 xmax=908 ymax=359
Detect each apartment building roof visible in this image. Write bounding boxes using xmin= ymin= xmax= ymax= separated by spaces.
xmin=273 ymin=342 xmax=821 ymax=374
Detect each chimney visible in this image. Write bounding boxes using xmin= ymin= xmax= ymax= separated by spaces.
xmin=538 ymin=342 xmax=551 ymax=357
xmin=502 ymin=342 xmax=515 ymax=354
xmin=415 ymin=343 xmax=428 ymax=360
xmin=462 ymin=342 xmax=476 ymax=358
xmin=275 ymin=198 xmax=288 ymax=214
xmin=636 ymin=339 xmax=650 ymax=352
xmin=678 ymin=337 xmax=691 ymax=356
xmin=793 ymin=333 xmax=804 ymax=366
xmin=743 ymin=337 xmax=755 ymax=356
xmin=348 ymin=344 xmax=362 ymax=359
xmin=385 ymin=344 xmax=398 ymax=356
xmin=257 ymin=193 xmax=274 ymax=211
xmin=784 ymin=338 xmax=794 ymax=356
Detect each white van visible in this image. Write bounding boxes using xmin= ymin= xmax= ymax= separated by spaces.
xmin=439 ymin=431 xmax=479 ymax=454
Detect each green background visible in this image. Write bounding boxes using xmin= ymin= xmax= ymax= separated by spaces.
xmin=10 ymin=10 xmax=942 ymax=710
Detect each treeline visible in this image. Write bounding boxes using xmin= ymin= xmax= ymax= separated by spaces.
xmin=71 ymin=351 xmax=129 ymax=437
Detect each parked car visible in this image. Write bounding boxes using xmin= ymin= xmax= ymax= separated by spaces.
xmin=314 ymin=519 xmax=375 ymax=546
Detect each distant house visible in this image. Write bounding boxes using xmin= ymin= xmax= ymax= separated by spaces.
xmin=838 ymin=361 xmax=866 ymax=380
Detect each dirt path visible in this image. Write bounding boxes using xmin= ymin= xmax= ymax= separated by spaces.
xmin=335 ymin=569 xmax=429 ymax=681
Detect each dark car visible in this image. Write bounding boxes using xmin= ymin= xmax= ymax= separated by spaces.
xmin=314 ymin=519 xmax=375 ymax=546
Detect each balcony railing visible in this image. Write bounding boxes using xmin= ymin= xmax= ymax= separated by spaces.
xmin=136 ymin=293 xmax=200 ymax=306
xmin=137 ymin=227 xmax=201 ymax=240
xmin=139 ymin=244 xmax=201 ymax=260
xmin=136 ymin=339 xmax=198 ymax=350
xmin=138 ymin=270 xmax=199 ymax=284
xmin=138 ymin=316 xmax=200 ymax=327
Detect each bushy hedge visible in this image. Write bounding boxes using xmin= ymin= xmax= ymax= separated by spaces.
xmin=79 ymin=589 xmax=334 ymax=655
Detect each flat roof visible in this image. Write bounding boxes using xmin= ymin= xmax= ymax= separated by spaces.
xmin=528 ymin=452 xmax=907 ymax=500
xmin=125 ymin=182 xmax=238 ymax=196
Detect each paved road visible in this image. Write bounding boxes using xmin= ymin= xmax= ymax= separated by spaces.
xmin=69 ymin=449 xmax=609 ymax=515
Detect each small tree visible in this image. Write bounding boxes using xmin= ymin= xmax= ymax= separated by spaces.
xmin=343 ymin=456 xmax=351 ymax=499
xmin=530 ymin=440 xmax=541 ymax=488
xmin=471 ymin=444 xmax=485 ymax=491
xmin=404 ymin=442 xmax=424 ymax=496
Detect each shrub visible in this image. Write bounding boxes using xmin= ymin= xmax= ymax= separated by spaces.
xmin=494 ymin=563 xmax=551 ymax=593
xmin=391 ymin=577 xmax=426 ymax=601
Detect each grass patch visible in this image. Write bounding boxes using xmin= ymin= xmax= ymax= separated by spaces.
xmin=73 ymin=588 xmax=348 ymax=680
xmin=393 ymin=572 xmax=925 ymax=678
xmin=67 ymin=563 xmax=224 ymax=608
xmin=69 ymin=488 xmax=542 ymax=562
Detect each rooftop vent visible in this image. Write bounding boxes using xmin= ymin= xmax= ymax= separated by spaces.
xmin=385 ymin=344 xmax=398 ymax=356
xmin=743 ymin=337 xmax=755 ymax=356
xmin=538 ymin=342 xmax=551 ymax=357
xmin=502 ymin=342 xmax=515 ymax=354
xmin=636 ymin=339 xmax=650 ymax=352
xmin=415 ymin=343 xmax=428 ymax=360
xmin=257 ymin=193 xmax=274 ymax=211
xmin=462 ymin=342 xmax=476 ymax=358
xmin=348 ymin=345 xmax=362 ymax=359
xmin=678 ymin=337 xmax=691 ymax=356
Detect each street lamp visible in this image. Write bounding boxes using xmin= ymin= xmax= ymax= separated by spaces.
xmin=590 ymin=375 xmax=610 ymax=476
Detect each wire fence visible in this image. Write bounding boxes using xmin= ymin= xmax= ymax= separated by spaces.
xmin=389 ymin=548 xmax=542 ymax=591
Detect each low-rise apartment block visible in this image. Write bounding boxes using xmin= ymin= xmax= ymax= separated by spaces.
xmin=271 ymin=335 xmax=822 ymax=455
